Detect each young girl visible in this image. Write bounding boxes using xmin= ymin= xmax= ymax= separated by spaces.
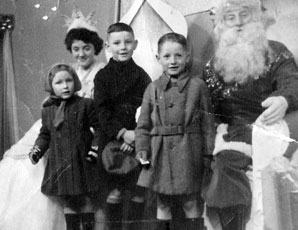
xmin=29 ymin=63 xmax=101 ymax=230
xmin=0 ymin=10 xmax=106 ymax=230
xmin=135 ymin=32 xmax=215 ymax=230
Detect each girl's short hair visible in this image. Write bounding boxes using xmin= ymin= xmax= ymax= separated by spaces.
xmin=157 ymin=32 xmax=188 ymax=53
xmin=45 ymin=63 xmax=81 ymax=94
xmin=64 ymin=28 xmax=103 ymax=55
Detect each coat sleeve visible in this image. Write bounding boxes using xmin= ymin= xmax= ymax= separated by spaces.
xmin=85 ymin=99 xmax=103 ymax=149
xmin=93 ymin=71 xmax=124 ymax=139
xmin=135 ymin=83 xmax=154 ymax=155
xmin=34 ymin=108 xmax=51 ymax=157
xmin=269 ymin=43 xmax=298 ymax=113
xmin=199 ymin=82 xmax=216 ymax=156
xmin=131 ymin=70 xmax=152 ymax=108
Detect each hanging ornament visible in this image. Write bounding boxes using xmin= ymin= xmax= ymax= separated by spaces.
xmin=33 ymin=0 xmax=60 ymax=21
xmin=0 ymin=15 xmax=14 ymax=31
xmin=42 ymin=15 xmax=49 ymax=20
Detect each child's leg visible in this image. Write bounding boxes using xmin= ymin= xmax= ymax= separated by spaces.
xmin=181 ymin=194 xmax=206 ymax=230
xmin=63 ymin=196 xmax=85 ymax=230
xmin=157 ymin=194 xmax=172 ymax=220
xmin=65 ymin=214 xmax=81 ymax=230
xmin=171 ymin=203 xmax=186 ymax=230
xmin=155 ymin=194 xmax=173 ymax=230
xmin=63 ymin=195 xmax=97 ymax=230
xmin=106 ymin=202 xmax=123 ymax=230
xmin=81 ymin=212 xmax=95 ymax=230
xmin=106 ymin=187 xmax=123 ymax=230
xmin=91 ymin=191 xmax=107 ymax=230
xmin=126 ymin=186 xmax=145 ymax=230
xmin=182 ymin=198 xmax=199 ymax=219
xmin=81 ymin=196 xmax=96 ymax=230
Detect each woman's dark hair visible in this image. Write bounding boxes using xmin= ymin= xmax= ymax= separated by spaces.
xmin=64 ymin=28 xmax=103 ymax=55
xmin=157 ymin=32 xmax=188 ymax=53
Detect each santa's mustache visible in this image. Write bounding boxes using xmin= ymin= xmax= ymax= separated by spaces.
xmin=217 ymin=22 xmax=267 ymax=47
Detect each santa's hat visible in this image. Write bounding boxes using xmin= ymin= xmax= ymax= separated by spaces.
xmin=213 ymin=0 xmax=262 ymax=25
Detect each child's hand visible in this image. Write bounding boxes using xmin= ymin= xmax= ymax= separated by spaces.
xmin=85 ymin=150 xmax=98 ymax=164
xmin=120 ymin=142 xmax=134 ymax=153
xmin=136 ymin=151 xmax=148 ymax=161
xmin=29 ymin=151 xmax=39 ymax=165
xmin=122 ymin=130 xmax=135 ymax=146
xmin=136 ymin=151 xmax=150 ymax=168
xmin=29 ymin=146 xmax=41 ymax=165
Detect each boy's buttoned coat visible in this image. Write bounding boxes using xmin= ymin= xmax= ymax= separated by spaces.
xmin=136 ymin=73 xmax=215 ymax=195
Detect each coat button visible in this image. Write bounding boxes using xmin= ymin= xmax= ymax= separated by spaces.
xmin=169 ymin=142 xmax=175 ymax=149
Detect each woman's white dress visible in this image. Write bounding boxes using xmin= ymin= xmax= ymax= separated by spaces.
xmin=0 ymin=61 xmax=105 ymax=230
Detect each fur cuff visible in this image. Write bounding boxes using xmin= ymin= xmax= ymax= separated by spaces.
xmin=213 ymin=124 xmax=252 ymax=157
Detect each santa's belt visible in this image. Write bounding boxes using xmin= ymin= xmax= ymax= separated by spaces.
xmin=150 ymin=125 xmax=200 ymax=136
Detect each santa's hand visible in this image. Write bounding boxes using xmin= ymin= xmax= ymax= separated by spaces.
xmin=260 ymin=96 xmax=288 ymax=125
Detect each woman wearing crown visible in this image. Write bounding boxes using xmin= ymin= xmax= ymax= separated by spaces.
xmin=0 ymin=10 xmax=106 ymax=230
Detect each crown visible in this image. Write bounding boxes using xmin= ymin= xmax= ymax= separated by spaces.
xmin=64 ymin=7 xmax=98 ymax=33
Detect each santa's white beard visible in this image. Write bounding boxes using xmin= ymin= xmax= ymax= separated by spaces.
xmin=214 ymin=22 xmax=269 ymax=84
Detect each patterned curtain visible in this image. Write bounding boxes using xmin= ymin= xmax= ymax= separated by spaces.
xmin=0 ymin=15 xmax=19 ymax=159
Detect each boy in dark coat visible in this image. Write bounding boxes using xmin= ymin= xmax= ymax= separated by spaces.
xmin=93 ymin=22 xmax=151 ymax=230
xmin=135 ymin=32 xmax=215 ymax=230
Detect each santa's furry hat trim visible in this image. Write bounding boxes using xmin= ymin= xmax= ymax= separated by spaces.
xmin=213 ymin=0 xmax=262 ymax=25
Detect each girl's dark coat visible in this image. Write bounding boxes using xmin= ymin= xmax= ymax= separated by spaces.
xmin=35 ymin=96 xmax=101 ymax=196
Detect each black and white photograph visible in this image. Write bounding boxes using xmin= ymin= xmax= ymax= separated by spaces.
xmin=1 ymin=0 xmax=298 ymax=230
